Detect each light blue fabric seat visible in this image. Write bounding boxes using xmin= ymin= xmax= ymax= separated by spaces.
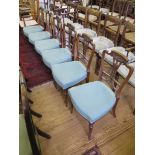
xmin=23 ymin=25 xmax=44 ymax=37
xmin=28 ymin=31 xmax=51 ymax=45
xmin=68 ymin=81 xmax=116 ymax=123
xmin=41 ymin=48 xmax=72 ymax=68
xmin=51 ymin=61 xmax=87 ymax=89
xmin=35 ymin=39 xmax=60 ymax=55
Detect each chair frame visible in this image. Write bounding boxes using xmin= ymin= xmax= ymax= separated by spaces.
xmin=120 ymin=21 xmax=135 ymax=48
xmin=69 ymin=50 xmax=133 ymax=140
xmin=85 ymin=8 xmax=102 ymax=35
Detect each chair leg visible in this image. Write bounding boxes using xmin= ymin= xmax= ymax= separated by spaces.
xmin=53 ymin=80 xmax=58 ymax=89
xmin=95 ymin=54 xmax=101 ymax=75
xmin=65 ymin=90 xmax=68 ymax=107
xmin=88 ymin=123 xmax=94 ymax=140
xmin=70 ymin=102 xmax=73 ymax=113
xmin=111 ymin=98 xmax=119 ymax=118
xmin=36 ymin=127 xmax=51 ymax=139
xmin=31 ymin=109 xmax=42 ymax=118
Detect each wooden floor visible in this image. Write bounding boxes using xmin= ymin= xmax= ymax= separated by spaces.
xmin=30 ymin=55 xmax=135 ymax=155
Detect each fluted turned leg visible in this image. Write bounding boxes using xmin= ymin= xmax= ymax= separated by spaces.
xmin=95 ymin=54 xmax=101 ymax=75
xmin=65 ymin=90 xmax=68 ymax=107
xmin=88 ymin=123 xmax=94 ymax=140
xmin=70 ymin=102 xmax=73 ymax=113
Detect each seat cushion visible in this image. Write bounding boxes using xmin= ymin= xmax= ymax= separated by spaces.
xmin=88 ymin=5 xmax=99 ymax=9
xmin=52 ymin=61 xmax=87 ymax=89
xmin=93 ymin=36 xmax=114 ymax=52
xmin=78 ymin=13 xmax=85 ymax=20
xmin=35 ymin=39 xmax=60 ymax=55
xmin=76 ymin=28 xmax=97 ymax=39
xmin=68 ymin=81 xmax=116 ymax=123
xmin=118 ymin=62 xmax=135 ymax=87
xmin=99 ymin=46 xmax=135 ymax=63
xmin=100 ymin=8 xmax=109 ymax=14
xmin=41 ymin=48 xmax=72 ymax=68
xmin=82 ymin=0 xmax=90 ymax=7
xmin=25 ymin=20 xmax=38 ymax=27
xmin=23 ymin=25 xmax=44 ymax=37
xmin=28 ymin=31 xmax=51 ymax=45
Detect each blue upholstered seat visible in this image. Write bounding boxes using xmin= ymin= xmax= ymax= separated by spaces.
xmin=41 ymin=48 xmax=72 ymax=68
xmin=68 ymin=81 xmax=116 ymax=123
xmin=51 ymin=61 xmax=87 ymax=89
xmin=23 ymin=25 xmax=44 ymax=37
xmin=28 ymin=31 xmax=51 ymax=45
xmin=34 ymin=39 xmax=60 ymax=55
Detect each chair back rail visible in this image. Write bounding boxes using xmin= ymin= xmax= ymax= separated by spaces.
xmin=103 ymin=14 xmax=122 ymax=45
xmin=76 ymin=5 xmax=88 ymax=25
xmin=120 ymin=21 xmax=135 ymax=47
xmin=86 ymin=8 xmax=102 ymax=34
xmin=62 ymin=23 xmax=78 ymax=58
xmin=76 ymin=33 xmax=95 ymax=73
xmin=99 ymin=49 xmax=134 ymax=97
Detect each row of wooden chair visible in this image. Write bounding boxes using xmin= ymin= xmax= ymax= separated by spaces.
xmin=20 ymin=6 xmax=134 ymax=140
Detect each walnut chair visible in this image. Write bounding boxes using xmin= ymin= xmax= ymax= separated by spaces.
xmin=40 ymin=20 xmax=76 ymax=70
xmin=68 ymin=49 xmax=134 ymax=140
xmin=51 ymin=31 xmax=95 ymax=105
xmin=120 ymin=21 xmax=135 ymax=48
xmin=71 ymin=7 xmax=101 ymax=39
xmin=28 ymin=8 xmax=53 ymax=45
xmin=22 ymin=7 xmax=46 ymax=37
xmin=34 ymin=14 xmax=63 ymax=55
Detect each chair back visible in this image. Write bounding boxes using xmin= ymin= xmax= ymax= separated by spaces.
xmin=37 ymin=7 xmax=46 ymax=27
xmin=99 ymin=49 xmax=134 ymax=97
xmin=85 ymin=8 xmax=102 ymax=34
xmin=103 ymin=14 xmax=122 ymax=45
xmin=76 ymin=5 xmax=88 ymax=25
xmin=51 ymin=15 xmax=64 ymax=46
xmin=63 ymin=23 xmax=78 ymax=58
xmin=22 ymin=96 xmax=41 ymax=155
xmin=120 ymin=21 xmax=135 ymax=47
xmin=66 ymin=1 xmax=78 ymax=22
xmin=89 ymin=0 xmax=101 ymax=9
xmin=122 ymin=0 xmax=135 ymax=23
xmin=110 ymin=0 xmax=126 ymax=18
xmin=76 ymin=33 xmax=95 ymax=72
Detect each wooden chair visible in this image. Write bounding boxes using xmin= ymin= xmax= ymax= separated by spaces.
xmin=85 ymin=8 xmax=102 ymax=35
xmin=76 ymin=5 xmax=88 ymax=25
xmin=120 ymin=21 xmax=135 ymax=48
xmin=92 ymin=14 xmax=122 ymax=74
xmin=100 ymin=0 xmax=126 ymax=27
xmin=22 ymin=7 xmax=46 ymax=37
xmin=51 ymin=29 xmax=95 ymax=105
xmin=68 ymin=49 xmax=133 ymax=140
xmin=34 ymin=14 xmax=63 ymax=55
xmin=120 ymin=0 xmax=135 ymax=24
xmin=103 ymin=14 xmax=123 ymax=45
xmin=40 ymin=17 xmax=76 ymax=71
xmin=19 ymin=0 xmax=40 ymax=28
